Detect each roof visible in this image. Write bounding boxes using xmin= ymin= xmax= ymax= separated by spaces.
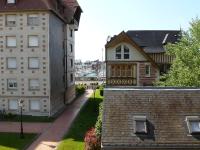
xmin=126 ymin=30 xmax=181 ymax=53
xmin=0 ymin=0 xmax=82 ymax=24
xmin=102 ymin=87 xmax=200 ymax=149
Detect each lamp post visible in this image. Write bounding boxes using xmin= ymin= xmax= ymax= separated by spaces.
xmin=18 ymin=99 xmax=24 ymax=139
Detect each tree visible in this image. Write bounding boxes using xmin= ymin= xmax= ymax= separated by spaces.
xmin=157 ymin=18 xmax=200 ymax=87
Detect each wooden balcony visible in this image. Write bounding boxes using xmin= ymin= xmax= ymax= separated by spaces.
xmin=107 ymin=77 xmax=137 ymax=86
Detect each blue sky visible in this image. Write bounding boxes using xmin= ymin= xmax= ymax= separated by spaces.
xmin=75 ymin=0 xmax=200 ymax=61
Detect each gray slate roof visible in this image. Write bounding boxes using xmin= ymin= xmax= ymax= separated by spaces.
xmin=126 ymin=30 xmax=181 ymax=53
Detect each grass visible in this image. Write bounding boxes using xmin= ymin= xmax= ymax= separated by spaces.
xmin=0 ymin=114 xmax=54 ymax=122
xmin=57 ymin=89 xmax=103 ymax=150
xmin=0 ymin=133 xmax=37 ymax=150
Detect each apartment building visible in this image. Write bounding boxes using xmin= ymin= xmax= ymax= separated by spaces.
xmin=0 ymin=0 xmax=82 ymax=116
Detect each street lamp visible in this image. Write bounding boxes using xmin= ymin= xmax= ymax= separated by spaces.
xmin=18 ymin=99 xmax=24 ymax=139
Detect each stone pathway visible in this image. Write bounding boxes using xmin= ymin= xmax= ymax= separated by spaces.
xmin=27 ymin=89 xmax=93 ymax=150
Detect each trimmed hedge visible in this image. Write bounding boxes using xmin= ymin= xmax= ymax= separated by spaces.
xmin=76 ymin=84 xmax=86 ymax=96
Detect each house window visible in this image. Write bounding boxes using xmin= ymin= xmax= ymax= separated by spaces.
xmin=7 ymin=0 xmax=15 ymax=4
xmin=28 ymin=35 xmax=39 ymax=47
xmin=7 ymin=57 xmax=17 ymax=69
xmin=116 ymin=46 xmax=121 ymax=59
xmin=7 ymin=79 xmax=17 ymax=90
xmin=70 ymin=73 xmax=73 ymax=82
xmin=29 ymin=79 xmax=40 ymax=90
xmin=28 ymin=14 xmax=39 ymax=26
xmin=124 ymin=45 xmax=130 ymax=59
xmin=6 ymin=15 xmax=16 ymax=26
xmin=9 ymin=99 xmax=18 ymax=110
xmin=6 ymin=36 xmax=16 ymax=47
xmin=30 ymin=100 xmax=40 ymax=111
xmin=28 ymin=58 xmax=39 ymax=69
xmin=134 ymin=116 xmax=147 ymax=134
xmin=71 ymin=59 xmax=73 ymax=68
xmin=70 ymin=44 xmax=73 ymax=52
xmin=145 ymin=64 xmax=151 ymax=77
xmin=186 ymin=116 xmax=200 ymax=134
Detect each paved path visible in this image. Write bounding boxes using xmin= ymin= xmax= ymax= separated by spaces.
xmin=0 ymin=122 xmax=51 ymax=133
xmin=27 ymin=89 xmax=93 ymax=150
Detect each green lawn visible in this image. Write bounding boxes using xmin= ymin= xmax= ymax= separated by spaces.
xmin=1 ymin=115 xmax=54 ymax=122
xmin=57 ymin=89 xmax=103 ymax=150
xmin=0 ymin=133 xmax=37 ymax=150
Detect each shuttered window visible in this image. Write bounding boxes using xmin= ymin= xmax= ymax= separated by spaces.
xmin=28 ymin=14 xmax=39 ymax=26
xmin=28 ymin=35 xmax=39 ymax=47
xmin=7 ymin=57 xmax=17 ymax=69
xmin=30 ymin=100 xmax=40 ymax=111
xmin=28 ymin=58 xmax=39 ymax=69
xmin=6 ymin=36 xmax=16 ymax=47
xmin=6 ymin=15 xmax=16 ymax=26
xmin=9 ymin=99 xmax=18 ymax=110
xmin=29 ymin=79 xmax=40 ymax=90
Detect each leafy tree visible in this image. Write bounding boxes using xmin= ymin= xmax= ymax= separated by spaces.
xmin=157 ymin=18 xmax=200 ymax=87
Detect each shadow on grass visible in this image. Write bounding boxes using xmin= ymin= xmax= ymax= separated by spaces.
xmin=0 ymin=133 xmax=37 ymax=150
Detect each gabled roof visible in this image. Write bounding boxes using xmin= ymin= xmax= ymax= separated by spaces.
xmin=105 ymin=31 xmax=159 ymax=69
xmin=126 ymin=30 xmax=181 ymax=53
xmin=0 ymin=0 xmax=82 ymax=25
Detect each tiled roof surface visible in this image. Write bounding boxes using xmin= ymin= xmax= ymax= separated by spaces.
xmin=102 ymin=88 xmax=200 ymax=149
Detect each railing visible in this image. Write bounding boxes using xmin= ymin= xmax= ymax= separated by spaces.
xmin=107 ymin=77 xmax=137 ymax=86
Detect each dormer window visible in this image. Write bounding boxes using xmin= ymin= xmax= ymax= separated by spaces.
xmin=116 ymin=46 xmax=121 ymax=59
xmin=124 ymin=45 xmax=130 ymax=59
xmin=186 ymin=116 xmax=200 ymax=134
xmin=134 ymin=116 xmax=147 ymax=134
xmin=7 ymin=0 xmax=15 ymax=4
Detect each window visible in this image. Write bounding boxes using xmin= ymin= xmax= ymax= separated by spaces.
xmin=28 ymin=14 xmax=39 ymax=26
xmin=71 ymin=59 xmax=73 ymax=68
xmin=145 ymin=64 xmax=151 ymax=77
xmin=124 ymin=45 xmax=130 ymax=59
xmin=30 ymin=100 xmax=40 ymax=111
xmin=28 ymin=58 xmax=39 ymax=69
xmin=70 ymin=29 xmax=73 ymax=37
xmin=115 ymin=46 xmax=121 ymax=59
xmin=28 ymin=35 xmax=39 ymax=47
xmin=186 ymin=116 xmax=200 ymax=134
xmin=70 ymin=73 xmax=73 ymax=82
xmin=9 ymin=99 xmax=18 ymax=110
xmin=7 ymin=57 xmax=17 ymax=69
xmin=29 ymin=79 xmax=40 ymax=90
xmin=7 ymin=0 xmax=15 ymax=4
xmin=6 ymin=36 xmax=16 ymax=47
xmin=70 ymin=44 xmax=73 ymax=52
xmin=134 ymin=116 xmax=147 ymax=134
xmin=7 ymin=79 xmax=17 ymax=90
xmin=6 ymin=15 xmax=16 ymax=26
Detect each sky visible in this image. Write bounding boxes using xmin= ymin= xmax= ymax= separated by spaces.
xmin=75 ymin=0 xmax=200 ymax=62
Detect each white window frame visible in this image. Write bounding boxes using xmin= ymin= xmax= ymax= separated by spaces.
xmin=27 ymin=14 xmax=39 ymax=26
xmin=6 ymin=36 xmax=17 ymax=47
xmin=6 ymin=14 xmax=16 ymax=26
xmin=186 ymin=116 xmax=200 ymax=134
xmin=8 ymin=99 xmax=18 ymax=110
xmin=134 ymin=116 xmax=147 ymax=134
xmin=145 ymin=64 xmax=151 ymax=77
xmin=115 ymin=46 xmax=122 ymax=59
xmin=28 ymin=57 xmax=39 ymax=69
xmin=29 ymin=79 xmax=40 ymax=90
xmin=124 ymin=45 xmax=130 ymax=59
xmin=28 ymin=35 xmax=39 ymax=47
xmin=30 ymin=100 xmax=40 ymax=111
xmin=7 ymin=79 xmax=17 ymax=90
xmin=7 ymin=57 xmax=17 ymax=69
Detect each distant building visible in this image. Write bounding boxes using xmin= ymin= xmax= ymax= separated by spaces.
xmin=102 ymin=87 xmax=200 ymax=150
xmin=0 ymin=0 xmax=82 ymax=116
xmin=105 ymin=30 xmax=180 ymax=86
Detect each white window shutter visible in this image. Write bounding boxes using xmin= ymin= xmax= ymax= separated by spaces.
xmin=7 ymin=58 xmax=17 ymax=69
xmin=29 ymin=36 xmax=39 ymax=47
xmin=30 ymin=79 xmax=39 ymax=89
xmin=9 ymin=99 xmax=18 ymax=110
xmin=30 ymin=100 xmax=40 ymax=111
xmin=7 ymin=37 xmax=16 ymax=47
xmin=29 ymin=58 xmax=39 ymax=68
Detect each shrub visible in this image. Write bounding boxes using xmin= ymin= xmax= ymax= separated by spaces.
xmin=75 ymin=84 xmax=86 ymax=96
xmin=84 ymin=128 xmax=101 ymax=150
xmin=99 ymin=86 xmax=104 ymax=96
xmin=95 ymin=102 xmax=103 ymax=138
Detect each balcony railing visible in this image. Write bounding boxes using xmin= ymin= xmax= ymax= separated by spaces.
xmin=107 ymin=77 xmax=137 ymax=86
